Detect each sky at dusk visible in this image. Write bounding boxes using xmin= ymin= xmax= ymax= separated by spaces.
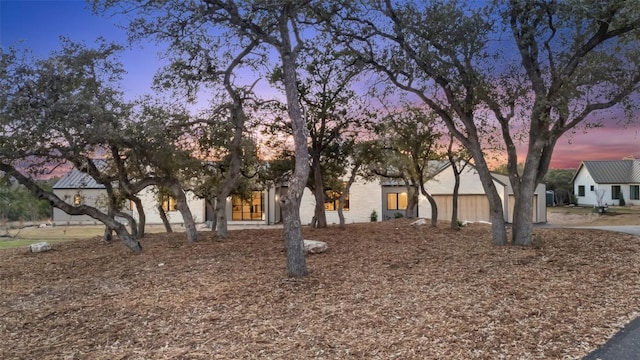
xmin=1 ymin=0 xmax=638 ymax=170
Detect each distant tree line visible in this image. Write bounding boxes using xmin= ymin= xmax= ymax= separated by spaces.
xmin=0 ymin=178 xmax=53 ymax=222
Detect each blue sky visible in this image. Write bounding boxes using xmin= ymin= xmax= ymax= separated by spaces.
xmin=1 ymin=0 xmax=159 ymax=99
xmin=2 ymin=0 xmax=639 ymax=169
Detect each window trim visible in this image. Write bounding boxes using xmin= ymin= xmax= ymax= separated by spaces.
xmin=611 ymin=185 xmax=621 ymax=200
xmin=387 ymin=192 xmax=408 ymax=210
xmin=577 ymin=185 xmax=585 ymax=197
xmin=630 ymin=185 xmax=639 ymax=200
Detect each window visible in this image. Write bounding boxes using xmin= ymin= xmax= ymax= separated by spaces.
xmin=387 ymin=192 xmax=408 ymax=210
xmin=324 ymin=189 xmax=349 ymax=211
xmin=577 ymin=186 xmax=585 ymax=197
xmin=161 ymin=194 xmax=177 ymax=212
xmin=631 ymin=185 xmax=640 ymax=200
xmin=232 ymin=191 xmax=264 ymax=220
xmin=611 ymin=185 xmax=621 ymax=200
xmin=590 ymin=185 xmax=594 ymax=191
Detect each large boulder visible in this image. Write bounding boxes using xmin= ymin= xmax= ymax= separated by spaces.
xmin=303 ymin=239 xmax=328 ymax=254
xmin=30 ymin=242 xmax=52 ymax=253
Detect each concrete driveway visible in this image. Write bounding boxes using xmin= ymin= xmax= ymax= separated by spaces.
xmin=567 ymin=225 xmax=640 ymax=237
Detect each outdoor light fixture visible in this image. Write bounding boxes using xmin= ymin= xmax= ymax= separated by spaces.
xmin=73 ymin=193 xmax=82 ymax=205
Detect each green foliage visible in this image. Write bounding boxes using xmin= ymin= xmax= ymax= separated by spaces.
xmin=620 ymin=193 xmax=626 ymax=206
xmin=0 ymin=178 xmax=51 ymax=221
xmin=370 ymin=210 xmax=378 ymax=222
xmin=394 ymin=212 xmax=404 ymax=219
xmin=543 ymin=169 xmax=576 ymax=205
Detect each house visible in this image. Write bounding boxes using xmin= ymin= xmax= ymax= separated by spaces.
xmin=52 ymin=167 xmax=120 ymax=225
xmin=571 ymin=160 xmax=640 ymax=207
xmin=52 ymin=162 xmax=546 ymax=226
xmin=382 ymin=163 xmax=547 ymax=223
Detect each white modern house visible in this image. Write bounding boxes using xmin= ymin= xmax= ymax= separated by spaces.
xmin=382 ymin=163 xmax=547 ymax=223
xmin=52 ymin=161 xmax=547 ymax=226
xmin=571 ymin=160 xmax=640 ymax=207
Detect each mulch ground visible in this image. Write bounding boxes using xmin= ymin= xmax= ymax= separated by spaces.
xmin=2 ymin=219 xmax=640 ymax=359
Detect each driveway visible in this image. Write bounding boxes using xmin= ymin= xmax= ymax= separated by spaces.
xmin=568 ymin=225 xmax=640 ymax=236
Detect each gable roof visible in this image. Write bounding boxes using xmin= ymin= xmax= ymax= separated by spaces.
xmin=53 ymin=162 xmax=107 ymax=189
xmin=574 ymin=160 xmax=640 ymax=184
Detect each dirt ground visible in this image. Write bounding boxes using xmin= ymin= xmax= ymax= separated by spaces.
xmin=2 ymin=215 xmax=640 ymax=359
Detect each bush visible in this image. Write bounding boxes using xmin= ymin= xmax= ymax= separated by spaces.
xmin=620 ymin=193 xmax=626 ymax=206
xmin=370 ymin=210 xmax=378 ymax=222
xmin=394 ymin=212 xmax=404 ymax=219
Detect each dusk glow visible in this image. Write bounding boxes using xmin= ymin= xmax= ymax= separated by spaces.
xmin=2 ymin=1 xmax=639 ymax=171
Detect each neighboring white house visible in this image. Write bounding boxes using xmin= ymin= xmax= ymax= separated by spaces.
xmin=571 ymin=160 xmax=640 ymax=207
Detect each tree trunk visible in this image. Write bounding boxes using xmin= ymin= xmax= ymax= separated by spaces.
xmin=277 ymin=23 xmax=310 ymax=277
xmin=420 ymin=185 xmax=438 ymax=227
xmin=511 ymin=171 xmax=538 ymax=246
xmin=311 ymin=158 xmax=327 ymax=228
xmin=132 ymin=197 xmax=146 ymax=238
xmin=281 ymin=194 xmax=307 ymax=277
xmin=206 ymin=198 xmax=217 ymax=231
xmin=158 ymin=205 xmax=173 ymax=233
xmin=103 ymin=226 xmax=113 ymax=242
xmin=215 ymin=196 xmax=228 ymax=239
xmin=170 ymin=182 xmax=197 ymax=242
xmin=115 ymin=210 xmax=138 ymax=239
xmin=405 ymin=184 xmax=419 ymax=219
xmin=450 ymin=170 xmax=461 ymax=230
xmin=470 ymin=154 xmax=508 ymax=245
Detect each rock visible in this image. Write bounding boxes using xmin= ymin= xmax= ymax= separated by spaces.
xmin=38 ymin=224 xmax=48 ymax=228
xmin=411 ymin=219 xmax=427 ymax=226
xmin=30 ymin=242 xmax=51 ymax=253
xmin=304 ymin=240 xmax=328 ymax=254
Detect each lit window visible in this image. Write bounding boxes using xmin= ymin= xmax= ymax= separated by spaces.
xmin=161 ymin=194 xmax=177 ymax=212
xmin=387 ymin=192 xmax=408 ymax=210
xmin=232 ymin=191 xmax=264 ymax=220
xmin=324 ymin=189 xmax=349 ymax=211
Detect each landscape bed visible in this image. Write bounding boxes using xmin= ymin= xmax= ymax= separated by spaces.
xmin=1 ymin=219 xmax=640 ymax=359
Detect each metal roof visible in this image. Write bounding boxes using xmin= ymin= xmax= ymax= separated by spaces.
xmin=580 ymin=160 xmax=640 ymax=184
xmin=53 ymin=163 xmax=107 ymax=189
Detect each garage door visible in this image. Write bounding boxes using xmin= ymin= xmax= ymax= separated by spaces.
xmin=507 ymin=194 xmax=538 ymax=223
xmin=432 ymin=195 xmax=491 ymax=223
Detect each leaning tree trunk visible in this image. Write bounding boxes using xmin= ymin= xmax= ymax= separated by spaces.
xmin=420 ymin=185 xmax=438 ymax=227
xmin=170 ymin=182 xmax=197 ymax=242
xmin=469 ymin=154 xmax=508 ymax=245
xmin=158 ymin=205 xmax=173 ymax=233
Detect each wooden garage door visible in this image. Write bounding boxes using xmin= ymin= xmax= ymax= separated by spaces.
xmin=432 ymin=195 xmax=491 ymax=223
xmin=507 ymin=194 xmax=538 ymax=223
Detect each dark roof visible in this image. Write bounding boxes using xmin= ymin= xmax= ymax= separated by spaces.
xmin=578 ymin=160 xmax=640 ymax=184
xmin=52 ymin=162 xmax=107 ymax=189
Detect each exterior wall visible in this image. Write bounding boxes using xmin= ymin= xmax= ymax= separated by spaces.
xmin=573 ymin=167 xmax=599 ymax=206
xmin=419 ymin=166 xmax=508 ymax=222
xmin=52 ymin=188 xmax=112 ymax=225
xmin=299 ymin=177 xmax=382 ymax=225
xmin=132 ymin=186 xmax=206 ymax=225
xmin=572 ymin=167 xmax=640 ymax=206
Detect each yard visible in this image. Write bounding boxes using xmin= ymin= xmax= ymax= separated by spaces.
xmin=1 ymin=213 xmax=640 ymax=359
